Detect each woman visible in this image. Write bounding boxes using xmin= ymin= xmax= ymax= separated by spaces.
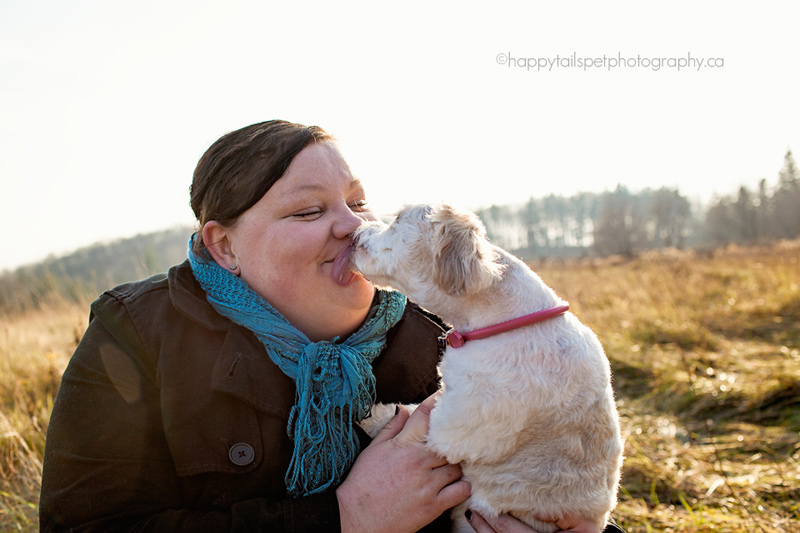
xmin=40 ymin=120 xmax=620 ymax=532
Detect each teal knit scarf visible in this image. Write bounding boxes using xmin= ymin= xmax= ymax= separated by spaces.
xmin=187 ymin=236 xmax=407 ymax=497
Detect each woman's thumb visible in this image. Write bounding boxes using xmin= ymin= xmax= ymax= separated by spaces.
xmin=368 ymin=405 xmax=410 ymax=446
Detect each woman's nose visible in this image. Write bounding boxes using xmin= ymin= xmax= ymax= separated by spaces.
xmin=332 ymin=204 xmax=369 ymax=240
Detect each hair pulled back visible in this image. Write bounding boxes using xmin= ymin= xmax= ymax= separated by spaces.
xmin=190 ymin=120 xmax=332 ymax=253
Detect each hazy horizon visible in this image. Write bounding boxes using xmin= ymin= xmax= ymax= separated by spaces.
xmin=3 ymin=0 xmax=799 ymax=271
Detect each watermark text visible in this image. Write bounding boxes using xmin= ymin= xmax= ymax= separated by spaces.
xmin=496 ymin=52 xmax=724 ymax=72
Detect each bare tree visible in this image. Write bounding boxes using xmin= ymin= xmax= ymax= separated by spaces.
xmin=773 ymin=149 xmax=800 ymax=239
xmin=703 ymin=196 xmax=735 ymax=246
xmin=593 ymin=185 xmax=646 ymax=257
xmin=651 ymin=188 xmax=691 ymax=248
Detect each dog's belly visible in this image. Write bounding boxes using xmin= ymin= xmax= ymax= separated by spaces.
xmin=428 ymin=409 xmax=620 ymax=532
xmin=451 ymin=458 xmax=608 ymax=533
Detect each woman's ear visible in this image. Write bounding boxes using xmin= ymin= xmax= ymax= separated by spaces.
xmin=202 ymin=221 xmax=239 ymax=274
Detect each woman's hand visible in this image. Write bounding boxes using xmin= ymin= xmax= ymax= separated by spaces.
xmin=336 ymin=393 xmax=471 ymax=532
xmin=466 ymin=510 xmax=602 ymax=533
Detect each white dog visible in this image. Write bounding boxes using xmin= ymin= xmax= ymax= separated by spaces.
xmin=347 ymin=204 xmax=623 ymax=533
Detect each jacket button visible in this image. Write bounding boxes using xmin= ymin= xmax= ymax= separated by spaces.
xmin=229 ymin=443 xmax=255 ymax=466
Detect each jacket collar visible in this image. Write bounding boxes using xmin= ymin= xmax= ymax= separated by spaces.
xmin=168 ymin=260 xmax=232 ymax=331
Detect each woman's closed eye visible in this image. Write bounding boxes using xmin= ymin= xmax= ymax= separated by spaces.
xmin=291 ymin=209 xmax=323 ymax=219
xmin=350 ymin=199 xmax=368 ymax=212
xmin=290 ymin=199 xmax=367 ymax=219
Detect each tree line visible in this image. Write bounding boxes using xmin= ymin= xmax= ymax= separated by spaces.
xmin=0 ymin=226 xmax=192 ymax=316
xmin=476 ymin=149 xmax=800 ymax=258
xmin=1 ymin=150 xmax=797 ymax=315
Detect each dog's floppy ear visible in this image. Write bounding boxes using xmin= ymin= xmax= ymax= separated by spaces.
xmin=431 ymin=204 xmax=504 ymax=296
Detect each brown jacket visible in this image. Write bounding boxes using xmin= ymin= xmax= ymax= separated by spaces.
xmin=40 ymin=260 xmax=451 ymax=532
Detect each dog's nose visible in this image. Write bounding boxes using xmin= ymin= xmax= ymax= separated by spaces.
xmin=351 ymin=221 xmax=381 ymax=246
xmin=349 ymin=227 xmax=364 ymax=248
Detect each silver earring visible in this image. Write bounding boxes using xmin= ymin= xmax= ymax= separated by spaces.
xmin=229 ymin=265 xmax=238 ymax=271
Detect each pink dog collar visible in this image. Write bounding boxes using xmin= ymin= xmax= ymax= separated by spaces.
xmin=445 ymin=304 xmax=570 ymax=348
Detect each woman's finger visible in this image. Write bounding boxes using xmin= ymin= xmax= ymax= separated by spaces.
xmin=438 ymin=478 xmax=472 ymax=509
xmin=367 ymin=405 xmax=410 ymax=446
xmin=394 ymin=392 xmax=440 ymax=446
xmin=431 ymin=462 xmax=469 ymax=507
xmin=532 ymin=513 xmax=602 ymax=533
xmin=468 ymin=510 xmax=552 ymax=533
xmin=550 ymin=516 xmax=602 ymax=532
xmin=431 ymin=462 xmax=462 ymax=486
xmin=466 ymin=510 xmax=497 ymax=532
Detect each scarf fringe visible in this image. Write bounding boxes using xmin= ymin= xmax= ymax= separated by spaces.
xmin=187 ymin=235 xmax=407 ymax=497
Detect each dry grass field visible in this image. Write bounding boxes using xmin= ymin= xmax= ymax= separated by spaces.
xmin=1 ymin=244 xmax=799 ymax=532
xmin=1 ymin=301 xmax=87 ymax=530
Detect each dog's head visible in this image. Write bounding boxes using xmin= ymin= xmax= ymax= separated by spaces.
xmin=352 ymin=203 xmax=505 ymax=310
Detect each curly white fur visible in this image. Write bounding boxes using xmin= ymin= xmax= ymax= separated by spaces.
xmin=353 ymin=204 xmax=623 ymax=533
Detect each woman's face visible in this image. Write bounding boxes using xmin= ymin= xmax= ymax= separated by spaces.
xmin=212 ymin=142 xmax=378 ymax=341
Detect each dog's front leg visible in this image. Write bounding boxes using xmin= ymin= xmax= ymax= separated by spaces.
xmin=425 ymin=381 xmax=525 ymax=465
xmin=357 ymin=403 xmax=419 ymax=438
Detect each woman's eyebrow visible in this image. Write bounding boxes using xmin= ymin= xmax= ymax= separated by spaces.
xmin=287 ymin=178 xmax=364 ymax=195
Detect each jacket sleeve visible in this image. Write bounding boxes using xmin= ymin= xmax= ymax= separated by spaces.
xmin=39 ymin=292 xmax=341 ymax=533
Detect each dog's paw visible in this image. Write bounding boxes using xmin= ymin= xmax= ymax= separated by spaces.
xmin=357 ymin=403 xmax=397 ymax=438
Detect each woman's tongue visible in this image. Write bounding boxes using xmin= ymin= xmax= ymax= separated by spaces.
xmin=331 ymin=244 xmax=356 ymax=286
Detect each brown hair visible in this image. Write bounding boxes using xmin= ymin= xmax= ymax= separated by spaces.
xmin=190 ymin=120 xmax=333 ymax=253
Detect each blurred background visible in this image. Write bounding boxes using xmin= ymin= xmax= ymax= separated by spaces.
xmin=2 ymin=0 xmax=798 ymax=273
xmin=1 ymin=3 xmax=799 ymax=531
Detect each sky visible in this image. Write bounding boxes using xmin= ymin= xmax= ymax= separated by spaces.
xmin=2 ymin=1 xmax=799 ymax=271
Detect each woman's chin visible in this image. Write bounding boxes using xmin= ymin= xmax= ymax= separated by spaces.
xmin=337 ymin=274 xmax=376 ymax=303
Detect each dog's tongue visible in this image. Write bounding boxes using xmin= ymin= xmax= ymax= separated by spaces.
xmin=332 ymin=244 xmax=356 ymax=286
